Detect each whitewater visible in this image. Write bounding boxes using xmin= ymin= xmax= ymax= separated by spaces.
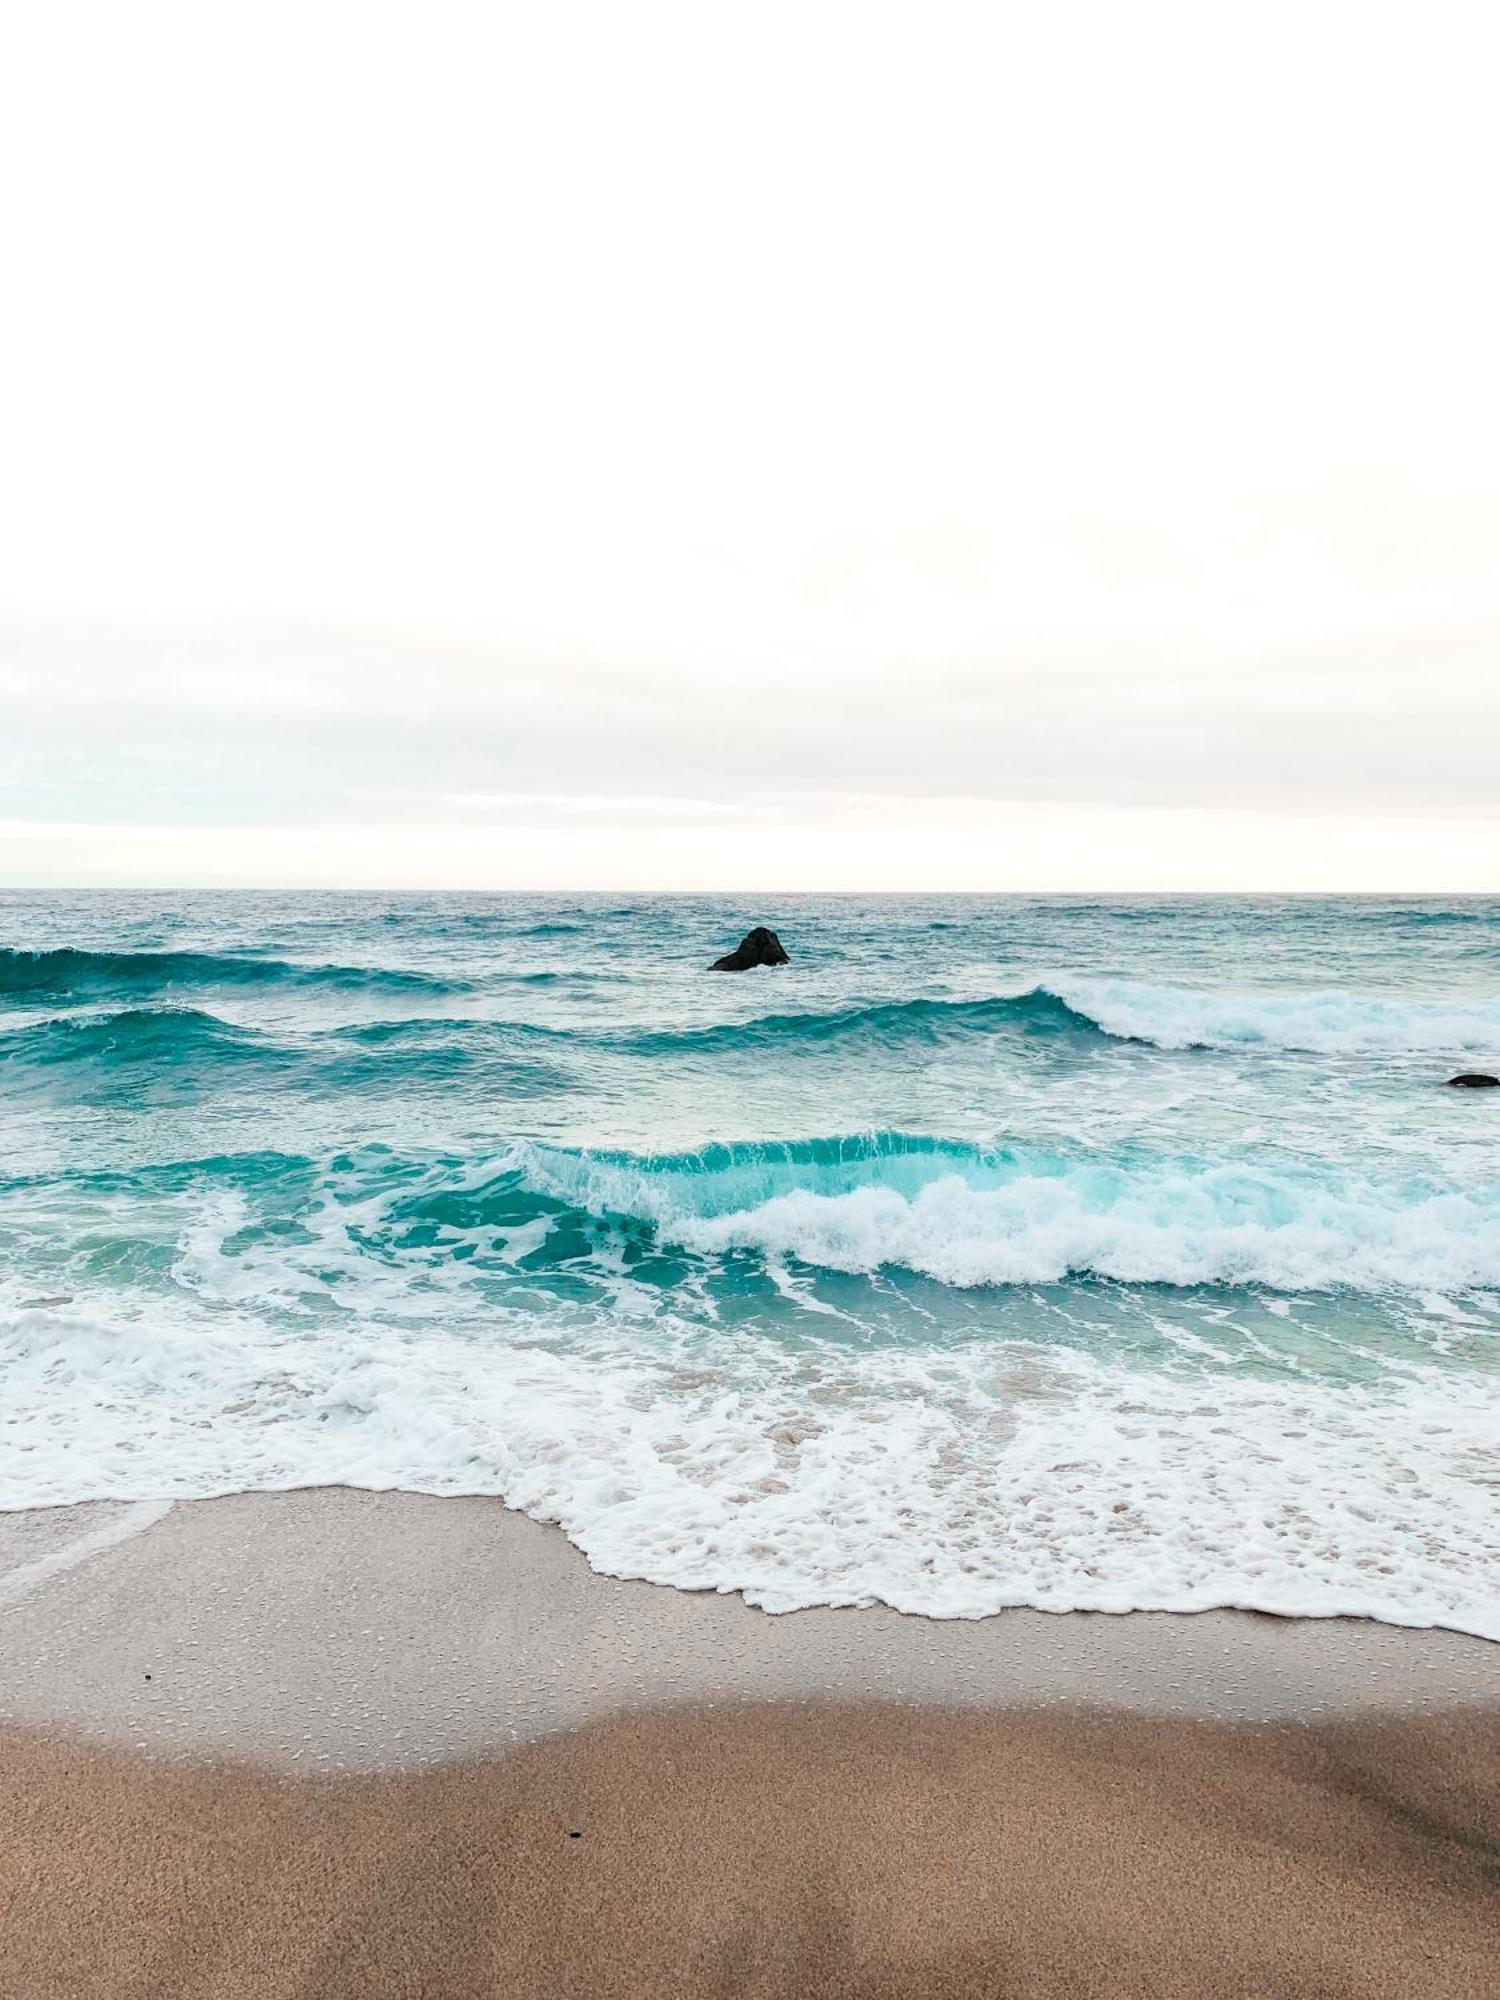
xmin=2 ymin=890 xmax=1498 ymax=1635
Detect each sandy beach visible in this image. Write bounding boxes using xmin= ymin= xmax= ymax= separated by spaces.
xmin=2 ymin=1490 xmax=1497 ymax=1996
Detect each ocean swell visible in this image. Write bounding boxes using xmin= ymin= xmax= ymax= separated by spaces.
xmin=0 ymin=1008 xmax=569 ymax=1101
xmin=7 ymin=959 xmax=1495 ymax=1068
xmin=595 ymin=982 xmax=1500 ymax=1059
xmin=0 ymin=945 xmax=466 ymax=1003
xmin=616 ymin=989 xmax=1098 ymax=1054
xmin=627 ymin=980 xmax=1500 ymax=1059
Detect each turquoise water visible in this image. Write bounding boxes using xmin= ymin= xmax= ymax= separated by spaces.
xmin=2 ymin=891 xmax=1499 ymax=1630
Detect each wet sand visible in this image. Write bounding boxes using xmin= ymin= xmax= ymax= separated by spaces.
xmin=2 ymin=1489 xmax=1496 ymax=1768
xmin=1 ymin=1489 xmax=1497 ymax=1995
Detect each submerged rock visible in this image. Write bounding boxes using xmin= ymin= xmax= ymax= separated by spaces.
xmin=1446 ymin=1072 xmax=1500 ymax=1088
xmin=710 ymin=927 xmax=790 ymax=972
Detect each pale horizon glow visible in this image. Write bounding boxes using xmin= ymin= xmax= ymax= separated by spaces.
xmin=2 ymin=2 xmax=1498 ymax=891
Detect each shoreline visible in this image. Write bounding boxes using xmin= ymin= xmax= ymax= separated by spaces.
xmin=2 ymin=1488 xmax=1495 ymax=1772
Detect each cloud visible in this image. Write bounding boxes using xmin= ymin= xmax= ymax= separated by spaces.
xmin=1 ymin=3 xmax=1496 ymax=886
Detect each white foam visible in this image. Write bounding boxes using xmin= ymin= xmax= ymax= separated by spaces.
xmin=2 ymin=1282 xmax=1498 ymax=1640
xmin=675 ymin=1177 xmax=1500 ymax=1291
xmin=1055 ymin=979 xmax=1500 ymax=1054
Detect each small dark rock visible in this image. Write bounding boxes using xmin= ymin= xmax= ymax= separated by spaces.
xmin=710 ymin=927 xmax=790 ymax=971
xmin=1446 ymin=1072 xmax=1500 ymax=1088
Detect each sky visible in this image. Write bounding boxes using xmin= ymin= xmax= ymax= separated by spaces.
xmin=2 ymin=2 xmax=1497 ymax=891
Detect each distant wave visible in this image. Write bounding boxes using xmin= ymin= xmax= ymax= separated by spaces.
xmin=0 ymin=946 xmax=467 ymax=1003
xmin=618 ymin=983 xmax=1500 ymax=1058
xmin=618 ymin=989 xmax=1099 ymax=1054
xmin=1057 ymin=979 xmax=1500 ymax=1054
xmin=2 ymin=1006 xmax=272 ymax=1065
xmin=8 ymin=970 xmax=1498 ymax=1080
xmin=0 ymin=984 xmax=1143 ymax=1077
xmin=0 ymin=1007 xmax=566 ymax=1101
xmin=1381 ymin=907 xmax=1495 ymax=928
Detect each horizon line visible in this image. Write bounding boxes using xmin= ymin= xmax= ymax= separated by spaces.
xmin=4 ymin=885 xmax=1497 ymax=901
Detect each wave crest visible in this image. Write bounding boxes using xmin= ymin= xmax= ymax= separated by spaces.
xmin=613 ymin=984 xmax=1500 ymax=1058
xmin=1057 ymin=979 xmax=1500 ymax=1054
xmin=437 ymin=1136 xmax=1500 ymax=1294
xmin=618 ymin=990 xmax=1100 ymax=1054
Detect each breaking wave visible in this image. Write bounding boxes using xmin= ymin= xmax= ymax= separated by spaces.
xmin=15 ymin=1133 xmax=1489 ymax=1298
xmin=1058 ymin=979 xmax=1500 ymax=1055
xmin=490 ymin=1136 xmax=1500 ymax=1294
xmin=597 ymin=983 xmax=1500 ymax=1058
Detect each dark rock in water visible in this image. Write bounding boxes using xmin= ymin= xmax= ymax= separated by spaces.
xmin=1446 ymin=1072 xmax=1500 ymax=1088
xmin=710 ymin=927 xmax=790 ymax=972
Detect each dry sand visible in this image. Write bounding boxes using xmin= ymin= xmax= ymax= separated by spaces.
xmin=4 ymin=1703 xmax=1498 ymax=1998
xmin=2 ymin=1489 xmax=1498 ymax=1996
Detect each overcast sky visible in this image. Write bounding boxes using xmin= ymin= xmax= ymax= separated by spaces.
xmin=2 ymin=2 xmax=1497 ymax=890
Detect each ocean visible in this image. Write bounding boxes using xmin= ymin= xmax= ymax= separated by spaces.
xmin=2 ymin=891 xmax=1498 ymax=1635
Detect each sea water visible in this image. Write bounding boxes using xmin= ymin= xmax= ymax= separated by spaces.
xmin=2 ymin=891 xmax=1498 ymax=1634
